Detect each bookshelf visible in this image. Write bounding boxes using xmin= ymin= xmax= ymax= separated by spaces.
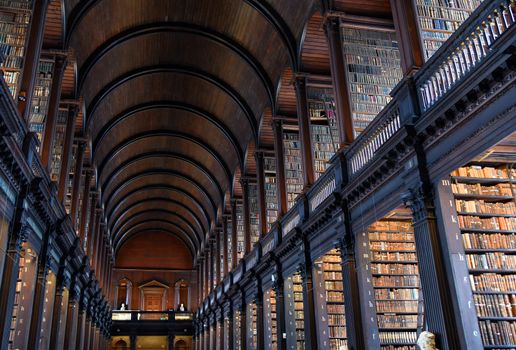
xmin=40 ymin=271 xmax=56 ymax=346
xmin=285 ymin=272 xmax=305 ymax=350
xmin=450 ymin=163 xmax=516 ymax=349
xmin=247 ymin=302 xmax=258 ymax=350
xmin=314 ymin=249 xmax=348 ymax=350
xmin=341 ymin=27 xmax=402 ymax=137
xmin=28 ymin=59 xmax=54 ymax=147
xmin=264 ymin=288 xmax=278 ymax=350
xmin=227 ymin=217 xmax=233 ymax=271
xmin=50 ymin=108 xmax=68 ymax=183
xmin=264 ymin=155 xmax=278 ymax=230
xmin=236 ymin=202 xmax=245 ymax=261
xmin=306 ymin=86 xmax=339 ymax=180
xmin=9 ymin=244 xmax=37 ymax=350
xmin=0 ymin=0 xmax=32 ymax=98
xmin=248 ymin=182 xmax=260 ymax=247
xmin=224 ymin=316 xmax=230 ymax=350
xmin=368 ymin=220 xmax=423 ymax=350
xmin=64 ymin=145 xmax=75 ymax=214
xmin=234 ymin=309 xmax=242 ymax=350
xmin=220 ymin=232 xmax=225 ymax=281
xmin=413 ymin=0 xmax=484 ymax=60
xmin=283 ymin=128 xmax=303 ymax=210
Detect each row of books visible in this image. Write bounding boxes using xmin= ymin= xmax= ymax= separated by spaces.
xmin=469 ymin=273 xmax=516 ymax=292
xmin=328 ymin=314 xmax=346 ymax=325
xmin=0 ymin=1 xmax=33 ymax=10
xmin=325 ymin=281 xmax=344 ymax=290
xmin=416 ymin=5 xmax=474 ymax=21
xmin=370 ymin=241 xmax=416 ymax=251
xmin=377 ymin=315 xmax=418 ymax=329
xmin=375 ymin=300 xmax=418 ymax=313
xmin=451 ymin=166 xmax=515 ymax=179
xmin=418 ymin=17 xmax=463 ymax=32
xmin=326 ymin=291 xmax=344 ymax=302
xmin=478 ymin=320 xmax=516 ymax=346
xmin=369 ymin=231 xmax=415 ymax=241
xmin=378 ymin=331 xmax=417 ymax=344
xmin=371 ymin=252 xmax=417 ymax=262
xmin=375 ymin=288 xmax=419 ymax=300
xmin=459 ymin=216 xmax=516 ymax=230
xmin=474 ymin=293 xmax=516 ymax=318
xmin=466 ymin=252 xmax=516 ymax=270
xmin=370 ymin=221 xmax=412 ymax=231
xmin=371 ymin=263 xmax=419 ymax=275
xmin=451 ymin=183 xmax=513 ymax=196
xmin=462 ymin=233 xmax=516 ymax=250
xmin=373 ymin=276 xmax=420 ymax=288
xmin=455 ymin=200 xmax=516 ymax=214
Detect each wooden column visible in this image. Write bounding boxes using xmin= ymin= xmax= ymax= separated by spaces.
xmin=271 ymin=120 xmax=287 ymax=216
xmin=272 ymin=275 xmax=286 ymax=350
xmin=227 ymin=310 xmax=234 ymax=350
xmin=70 ymin=141 xmax=86 ymax=227
xmin=294 ymin=76 xmax=314 ymax=188
xmin=222 ymin=216 xmax=229 ymax=276
xmin=216 ymin=228 xmax=221 ymax=284
xmin=324 ymin=17 xmax=354 ymax=146
xmin=254 ymin=285 xmax=264 ymax=350
xmin=75 ymin=298 xmax=87 ymax=350
xmin=230 ymin=199 xmax=238 ymax=266
xmin=57 ymin=105 xmax=78 ymax=202
xmin=93 ymin=222 xmax=104 ymax=274
xmin=49 ymin=271 xmax=65 ymax=350
xmin=210 ymin=242 xmax=215 ymax=290
xmin=239 ymin=302 xmax=247 ymax=350
xmin=17 ymin=0 xmax=50 ymax=121
xmin=63 ymin=289 xmax=80 ymax=350
xmin=41 ymin=54 xmax=67 ymax=169
xmin=83 ymin=318 xmax=91 ymax=350
xmin=254 ymin=151 xmax=268 ymax=236
xmin=240 ymin=178 xmax=251 ymax=254
xmin=204 ymin=248 xmax=209 ymax=296
xmin=198 ymin=261 xmax=203 ymax=304
xmin=390 ymin=0 xmax=424 ymax=75
xmin=79 ymin=170 xmax=92 ymax=244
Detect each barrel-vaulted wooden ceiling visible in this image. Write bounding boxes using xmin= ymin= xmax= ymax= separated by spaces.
xmin=57 ymin=0 xmax=392 ymax=262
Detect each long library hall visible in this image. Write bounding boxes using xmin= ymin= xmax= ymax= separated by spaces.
xmin=0 ymin=0 xmax=514 ymax=350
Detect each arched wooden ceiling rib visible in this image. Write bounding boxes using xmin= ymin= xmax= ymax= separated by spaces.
xmin=102 ymin=170 xmax=219 ymax=222
xmin=299 ymin=11 xmax=331 ymax=75
xmin=65 ymin=0 xmax=299 ymax=71
xmin=114 ymin=220 xmax=197 ymax=256
xmin=86 ymin=65 xmax=258 ymax=141
xmin=258 ymin=107 xmax=274 ymax=149
xmin=244 ymin=142 xmax=257 ymax=176
xmin=106 ymin=185 xmax=210 ymax=232
xmin=43 ymin=0 xmax=65 ymax=49
xmin=111 ymin=207 xmax=201 ymax=248
xmin=95 ymin=131 xmax=233 ymax=192
xmin=107 ymin=189 xmax=209 ymax=234
xmin=101 ymin=154 xmax=222 ymax=213
xmin=76 ymin=22 xmax=275 ymax=107
xmin=109 ymin=198 xmax=206 ymax=239
xmin=91 ymin=102 xmax=244 ymax=167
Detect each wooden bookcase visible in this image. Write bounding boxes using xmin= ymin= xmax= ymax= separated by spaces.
xmin=340 ymin=26 xmax=402 ymax=137
xmin=236 ymin=201 xmax=245 ymax=261
xmin=413 ymin=0 xmax=484 ymax=60
xmin=448 ymin=163 xmax=516 ymax=348
xmin=49 ymin=108 xmax=68 ymax=183
xmin=0 ymin=0 xmax=32 ymax=98
xmin=313 ymin=248 xmax=348 ymax=350
xmin=234 ymin=309 xmax=243 ymax=350
xmin=264 ymin=288 xmax=278 ymax=350
xmin=264 ymin=155 xmax=278 ymax=231
xmin=360 ymin=218 xmax=424 ymax=350
xmin=284 ymin=272 xmax=305 ymax=350
xmin=306 ymin=85 xmax=339 ymax=180
xmin=283 ymin=127 xmax=303 ymax=210
xmin=227 ymin=217 xmax=233 ymax=271
xmin=247 ymin=302 xmax=258 ymax=350
xmin=248 ymin=182 xmax=260 ymax=247
xmin=28 ymin=58 xmax=54 ymax=148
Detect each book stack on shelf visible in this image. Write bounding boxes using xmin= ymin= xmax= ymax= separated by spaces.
xmin=220 ymin=232 xmax=225 ymax=280
xmin=227 ymin=217 xmax=233 ymax=271
xmin=341 ymin=27 xmax=402 ymax=137
xmin=8 ymin=247 xmax=25 ymax=349
xmin=248 ymin=302 xmax=258 ymax=350
xmin=285 ymin=272 xmax=305 ymax=350
xmin=450 ymin=163 xmax=516 ymax=349
xmin=234 ymin=310 xmax=242 ymax=350
xmin=283 ymin=128 xmax=303 ymax=210
xmin=264 ymin=288 xmax=278 ymax=350
xmin=64 ymin=147 xmax=76 ymax=214
xmin=50 ymin=108 xmax=68 ymax=183
xmin=264 ymin=156 xmax=278 ymax=231
xmin=306 ymin=86 xmax=339 ymax=180
xmin=314 ymin=248 xmax=348 ymax=350
xmin=248 ymin=182 xmax=260 ymax=247
xmin=236 ymin=202 xmax=245 ymax=261
xmin=413 ymin=0 xmax=484 ymax=60
xmin=29 ymin=59 xmax=54 ymax=147
xmin=368 ymin=220 xmax=423 ymax=350
xmin=0 ymin=0 xmax=32 ymax=98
